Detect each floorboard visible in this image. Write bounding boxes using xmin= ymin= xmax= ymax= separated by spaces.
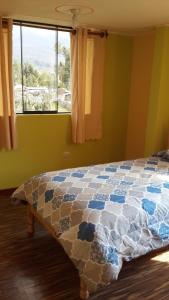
xmin=1 ymin=191 xmax=169 ymax=299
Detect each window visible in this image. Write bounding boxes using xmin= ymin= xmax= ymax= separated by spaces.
xmin=13 ymin=21 xmax=71 ymax=114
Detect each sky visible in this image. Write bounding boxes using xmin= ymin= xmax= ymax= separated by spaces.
xmin=13 ymin=25 xmax=70 ymax=71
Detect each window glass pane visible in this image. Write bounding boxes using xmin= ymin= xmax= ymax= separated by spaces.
xmin=12 ymin=24 xmax=71 ymax=113
xmin=13 ymin=25 xmax=22 ymax=113
xmin=85 ymin=38 xmax=94 ymax=114
xmin=58 ymin=31 xmax=71 ymax=113
xmin=22 ymin=26 xmax=57 ymax=112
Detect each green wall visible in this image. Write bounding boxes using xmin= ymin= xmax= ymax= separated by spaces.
xmin=0 ymin=34 xmax=132 ymax=189
xmin=145 ymin=27 xmax=169 ymax=156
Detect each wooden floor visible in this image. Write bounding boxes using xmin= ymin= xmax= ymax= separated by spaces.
xmin=1 ymin=191 xmax=169 ymax=300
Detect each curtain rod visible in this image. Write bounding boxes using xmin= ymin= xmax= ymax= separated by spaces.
xmin=13 ymin=19 xmax=72 ymax=31
xmin=72 ymin=29 xmax=108 ymax=38
xmin=2 ymin=18 xmax=108 ymax=37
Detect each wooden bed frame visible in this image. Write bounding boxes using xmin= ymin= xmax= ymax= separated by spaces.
xmin=27 ymin=203 xmax=169 ymax=300
xmin=27 ymin=204 xmax=89 ymax=300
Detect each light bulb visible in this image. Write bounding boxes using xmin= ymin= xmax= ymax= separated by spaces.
xmin=70 ymin=8 xmax=80 ymax=29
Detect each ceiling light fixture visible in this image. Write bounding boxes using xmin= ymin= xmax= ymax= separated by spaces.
xmin=70 ymin=8 xmax=80 ymax=29
xmin=55 ymin=4 xmax=94 ymax=29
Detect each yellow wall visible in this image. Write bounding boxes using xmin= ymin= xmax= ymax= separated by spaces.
xmin=2 ymin=28 xmax=169 ymax=189
xmin=145 ymin=27 xmax=169 ymax=156
xmin=126 ymin=32 xmax=155 ymax=159
xmin=126 ymin=27 xmax=169 ymax=159
xmin=0 ymin=34 xmax=132 ymax=189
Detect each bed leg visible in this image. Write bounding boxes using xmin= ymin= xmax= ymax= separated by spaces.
xmin=27 ymin=205 xmax=35 ymax=237
xmin=80 ymin=279 xmax=89 ymax=300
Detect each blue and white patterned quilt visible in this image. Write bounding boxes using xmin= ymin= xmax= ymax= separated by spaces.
xmin=12 ymin=156 xmax=169 ymax=293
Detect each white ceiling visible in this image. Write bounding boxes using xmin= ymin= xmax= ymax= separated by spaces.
xmin=1 ymin=0 xmax=169 ymax=32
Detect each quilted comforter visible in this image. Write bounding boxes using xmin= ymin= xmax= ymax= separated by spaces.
xmin=12 ymin=157 xmax=169 ymax=293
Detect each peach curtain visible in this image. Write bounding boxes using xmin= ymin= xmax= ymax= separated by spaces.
xmin=71 ymin=28 xmax=87 ymax=144
xmin=71 ymin=28 xmax=106 ymax=144
xmin=0 ymin=18 xmax=16 ymax=150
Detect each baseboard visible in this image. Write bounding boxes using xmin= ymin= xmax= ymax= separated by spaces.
xmin=0 ymin=188 xmax=17 ymax=197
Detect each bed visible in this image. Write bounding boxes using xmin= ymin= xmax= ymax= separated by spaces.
xmin=12 ymin=153 xmax=169 ymax=299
